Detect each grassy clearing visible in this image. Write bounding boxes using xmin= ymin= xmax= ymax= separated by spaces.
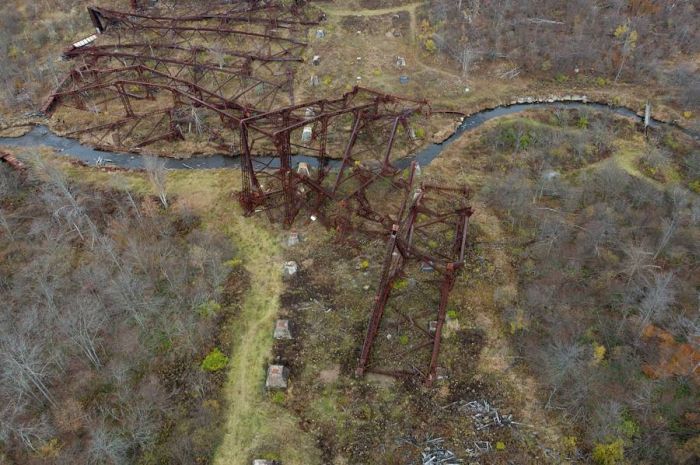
xmin=213 ymin=211 xmax=320 ymax=465
xmin=164 ymin=171 xmax=321 ymax=464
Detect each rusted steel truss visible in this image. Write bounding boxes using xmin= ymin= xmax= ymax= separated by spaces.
xmin=44 ymin=1 xmax=319 ymax=116
xmin=0 ymin=151 xmax=26 ymax=171
xmin=44 ymin=1 xmax=474 ymax=385
xmin=355 ymin=175 xmax=473 ymax=386
xmin=238 ymin=86 xmax=432 ymax=226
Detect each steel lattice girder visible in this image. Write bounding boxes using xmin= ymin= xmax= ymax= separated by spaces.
xmin=237 ymin=86 xmax=431 ymax=225
xmin=44 ymin=1 xmax=318 ymax=116
xmin=44 ymin=1 xmax=475 ymax=385
xmin=354 ymin=174 xmax=473 ymax=386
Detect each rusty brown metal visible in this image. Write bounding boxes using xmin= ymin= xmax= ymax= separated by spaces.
xmin=45 ymin=0 xmax=474 ymax=386
xmin=0 ymin=151 xmax=26 ymax=171
xmin=354 ymin=176 xmax=473 ymax=385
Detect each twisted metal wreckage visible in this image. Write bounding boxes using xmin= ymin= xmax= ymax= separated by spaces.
xmin=41 ymin=0 xmax=474 ymax=386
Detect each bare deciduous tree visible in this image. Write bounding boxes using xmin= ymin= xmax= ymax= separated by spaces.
xmin=62 ymin=295 xmax=105 ymax=369
xmin=144 ymin=156 xmax=169 ymax=208
xmin=0 ymin=332 xmax=57 ymax=407
xmin=638 ymin=271 xmax=675 ymax=335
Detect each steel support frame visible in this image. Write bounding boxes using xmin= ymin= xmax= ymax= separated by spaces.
xmin=44 ymin=1 xmax=475 ymax=386
xmin=44 ymin=1 xmax=315 ymax=117
xmin=354 ymin=177 xmax=473 ymax=386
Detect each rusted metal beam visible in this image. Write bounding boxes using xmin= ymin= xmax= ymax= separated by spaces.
xmin=426 ymin=264 xmax=456 ymax=386
xmin=356 ymin=223 xmax=402 ymax=377
xmin=0 ymin=151 xmax=26 ymax=171
xmin=46 ymin=0 xmax=474 ymax=386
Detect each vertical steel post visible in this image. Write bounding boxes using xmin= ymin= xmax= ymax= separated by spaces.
xmin=426 ymin=264 xmax=456 ymax=386
xmin=356 ymin=224 xmax=400 ymax=377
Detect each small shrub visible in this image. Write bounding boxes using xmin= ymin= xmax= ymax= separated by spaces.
xmin=414 ymin=127 xmax=426 ymax=139
xmin=595 ymin=77 xmax=608 ymax=87
xmin=150 ymin=330 xmax=173 ymax=354
xmin=592 ymin=342 xmax=606 ymax=365
xmin=689 ymin=179 xmax=700 ymax=193
xmin=446 ymin=309 xmax=458 ymax=319
xmin=640 ymin=149 xmax=670 ymax=181
xmin=555 ymin=73 xmax=569 ymax=83
xmin=509 ymin=318 xmax=525 ymax=334
xmin=225 ymin=258 xmax=243 ymax=268
xmin=577 ymin=116 xmax=589 ymax=129
xmin=424 ymin=38 xmax=437 ymax=53
xmin=359 ymin=259 xmax=370 ymax=270
xmin=7 ymin=45 xmax=20 ymax=60
xmin=392 ymin=279 xmax=408 ymax=290
xmin=38 ymin=438 xmax=61 ymax=458
xmin=495 ymin=441 xmax=506 ymax=451
xmin=271 ymin=391 xmax=286 ymax=404
xmin=562 ymin=436 xmax=578 ymax=454
xmin=201 ymin=348 xmax=229 ymax=372
xmin=619 ymin=416 xmax=639 ymax=439
xmin=399 ymin=334 xmax=409 ymax=345
xmin=322 ymin=75 xmax=333 ymax=86
xmin=196 ymin=300 xmax=221 ymax=318
xmin=592 ymin=439 xmax=625 ymax=465
xmin=662 ymin=133 xmax=680 ymax=151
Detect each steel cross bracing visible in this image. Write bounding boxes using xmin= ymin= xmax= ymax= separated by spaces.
xmin=237 ymin=86 xmax=432 ymax=226
xmin=44 ymin=0 xmax=475 ymax=385
xmin=44 ymin=1 xmax=319 ymax=118
xmin=354 ymin=173 xmax=473 ymax=386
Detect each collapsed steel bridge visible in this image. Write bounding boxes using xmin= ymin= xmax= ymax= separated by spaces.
xmin=44 ymin=0 xmax=473 ymax=385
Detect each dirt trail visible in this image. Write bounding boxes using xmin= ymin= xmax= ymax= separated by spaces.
xmin=469 ymin=206 xmax=565 ymax=452
xmin=324 ymin=1 xmax=423 ymax=39
xmin=325 ymin=1 xmax=463 ymax=81
xmin=415 ymin=60 xmax=464 ymax=81
xmin=213 ymin=212 xmax=319 ymax=465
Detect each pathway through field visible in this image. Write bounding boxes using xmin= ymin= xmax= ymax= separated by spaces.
xmin=323 ymin=1 xmax=423 ymax=39
xmin=213 ymin=210 xmax=319 ymax=465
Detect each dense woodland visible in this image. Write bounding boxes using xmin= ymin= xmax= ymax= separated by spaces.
xmin=480 ymin=110 xmax=699 ymax=464
xmin=0 ymin=159 xmax=241 ymax=464
xmin=0 ymin=0 xmax=89 ymax=112
xmin=428 ymin=0 xmax=699 ymax=109
xmin=0 ymin=1 xmax=698 ymax=464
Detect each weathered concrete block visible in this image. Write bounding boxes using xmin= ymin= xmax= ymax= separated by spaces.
xmin=283 ymin=261 xmax=298 ymax=277
xmin=301 ymin=125 xmax=313 ymax=142
xmin=287 ymin=230 xmax=300 ymax=246
xmin=420 ymin=261 xmax=434 ymax=272
xmin=266 ymin=365 xmax=289 ymax=389
xmin=274 ymin=319 xmax=292 ymax=340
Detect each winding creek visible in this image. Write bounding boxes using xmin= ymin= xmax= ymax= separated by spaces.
xmin=0 ymin=102 xmax=696 ymax=171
